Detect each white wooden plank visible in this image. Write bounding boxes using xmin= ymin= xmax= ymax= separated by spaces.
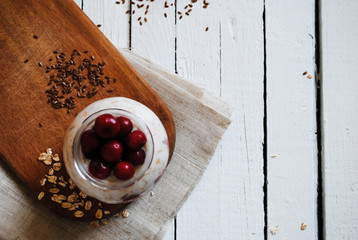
xmin=175 ymin=1 xmax=221 ymax=239
xmin=130 ymin=2 xmax=176 ymax=240
xmin=220 ymin=0 xmax=265 ymax=238
xmin=131 ymin=0 xmax=175 ymax=72
xmin=321 ymin=1 xmax=358 ymax=239
xmin=266 ymin=0 xmax=318 ymax=239
xmin=82 ymin=0 xmax=130 ymax=48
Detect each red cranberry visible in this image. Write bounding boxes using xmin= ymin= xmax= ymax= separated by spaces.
xmin=117 ymin=117 xmax=133 ymax=137
xmin=101 ymin=140 xmax=123 ymax=163
xmin=88 ymin=160 xmax=111 ymax=180
xmin=126 ymin=130 xmax=147 ymax=150
xmin=94 ymin=114 xmax=121 ymax=139
xmin=114 ymin=161 xmax=135 ymax=180
xmin=126 ymin=149 xmax=146 ymax=165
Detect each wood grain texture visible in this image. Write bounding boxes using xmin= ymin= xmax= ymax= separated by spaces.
xmin=220 ymin=0 xmax=265 ymax=238
xmin=266 ymin=0 xmax=318 ymax=239
xmin=321 ymin=1 xmax=358 ymax=239
xmin=0 ymin=0 xmax=175 ymax=221
xmin=175 ymin=1 xmax=223 ymax=239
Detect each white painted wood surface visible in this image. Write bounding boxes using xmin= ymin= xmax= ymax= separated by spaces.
xmin=266 ymin=0 xmax=318 ymax=239
xmin=74 ymin=0 xmax=358 ymax=239
xmin=321 ymin=1 xmax=358 ymax=239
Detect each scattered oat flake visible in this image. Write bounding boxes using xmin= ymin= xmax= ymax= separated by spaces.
xmin=43 ymin=157 xmax=52 ymax=165
xmin=307 ymin=75 xmax=312 ymax=79
xmin=38 ymin=191 xmax=45 ymax=200
xmin=38 ymin=153 xmax=48 ymax=161
xmin=301 ymin=222 xmax=307 ymax=231
xmin=58 ymin=182 xmax=66 ymax=187
xmin=114 ymin=213 xmax=121 ymax=217
xmin=46 ymin=175 xmax=57 ymax=184
xmin=58 ymin=195 xmax=67 ymax=201
xmin=46 ymin=148 xmax=52 ymax=155
xmin=104 ymin=210 xmax=110 ymax=215
xmin=101 ymin=218 xmax=108 ymax=225
xmin=98 ymin=202 xmax=102 ymax=207
xmin=67 ymin=194 xmax=77 ymax=203
xmin=53 ymin=163 xmax=61 ymax=171
xmin=122 ymin=209 xmax=129 ymax=218
xmin=40 ymin=178 xmax=47 ymax=186
xmin=52 ymin=154 xmax=60 ymax=161
xmin=90 ymin=221 xmax=99 ymax=229
xmin=61 ymin=202 xmax=72 ymax=209
xmin=79 ymin=191 xmax=87 ymax=198
xmin=85 ymin=200 xmax=92 ymax=210
xmin=74 ymin=210 xmax=84 ymax=218
xmin=48 ymin=168 xmax=54 ymax=175
xmin=51 ymin=194 xmax=59 ymax=202
xmin=96 ymin=209 xmax=103 ymax=219
xmin=80 ymin=200 xmax=85 ymax=207
xmin=49 ymin=188 xmax=60 ymax=193
xmin=270 ymin=227 xmax=279 ymax=235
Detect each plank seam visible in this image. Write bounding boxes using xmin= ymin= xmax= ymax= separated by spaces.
xmin=315 ymin=0 xmax=323 ymax=239
xmin=262 ymin=0 xmax=268 ymax=239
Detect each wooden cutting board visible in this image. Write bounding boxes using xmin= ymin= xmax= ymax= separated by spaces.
xmin=0 ymin=0 xmax=175 ymax=221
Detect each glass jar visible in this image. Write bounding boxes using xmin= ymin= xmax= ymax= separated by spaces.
xmin=63 ymin=97 xmax=170 ymax=204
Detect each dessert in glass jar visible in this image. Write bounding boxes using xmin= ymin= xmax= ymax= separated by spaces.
xmin=63 ymin=97 xmax=169 ymax=204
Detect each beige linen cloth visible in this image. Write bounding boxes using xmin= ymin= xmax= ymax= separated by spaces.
xmin=0 ymin=49 xmax=233 ymax=240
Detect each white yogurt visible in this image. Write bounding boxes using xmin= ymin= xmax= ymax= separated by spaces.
xmin=63 ymin=97 xmax=169 ymax=204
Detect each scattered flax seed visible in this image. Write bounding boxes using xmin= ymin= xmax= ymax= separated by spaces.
xmin=205 ymin=27 xmax=209 ymax=31
xmin=40 ymin=178 xmax=46 ymax=186
xmin=301 ymin=222 xmax=307 ymax=231
xmin=24 ymin=59 xmax=29 ymax=63
xmin=38 ymin=62 xmax=43 ymax=67
xmin=97 ymin=24 xmax=102 ymax=27
xmin=48 ymin=168 xmax=54 ymax=175
xmin=307 ymin=75 xmax=312 ymax=79
xmin=96 ymin=209 xmax=103 ymax=219
xmin=74 ymin=210 xmax=84 ymax=218
xmin=101 ymin=218 xmax=109 ymax=225
xmin=61 ymin=202 xmax=72 ymax=209
xmin=49 ymin=188 xmax=60 ymax=194
xmin=114 ymin=213 xmax=121 ymax=217
xmin=90 ymin=221 xmax=99 ymax=229
xmin=80 ymin=200 xmax=85 ymax=207
xmin=53 ymin=162 xmax=61 ymax=171
xmin=115 ymin=1 xmax=120 ymax=4
xmin=33 ymin=35 xmax=38 ymax=39
xmin=38 ymin=122 xmax=43 ymax=128
xmin=122 ymin=209 xmax=129 ymax=218
xmin=38 ymin=191 xmax=45 ymax=200
xmin=85 ymin=200 xmax=92 ymax=210
xmin=58 ymin=182 xmax=66 ymax=187
xmin=303 ymin=71 xmax=307 ymax=75
xmin=104 ymin=210 xmax=110 ymax=215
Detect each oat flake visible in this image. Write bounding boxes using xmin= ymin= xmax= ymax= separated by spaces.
xmin=38 ymin=191 xmax=45 ymax=200
xmin=74 ymin=210 xmax=84 ymax=218
xmin=95 ymin=209 xmax=103 ymax=219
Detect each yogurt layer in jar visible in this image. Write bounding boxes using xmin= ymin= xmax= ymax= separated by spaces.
xmin=63 ymin=97 xmax=169 ymax=204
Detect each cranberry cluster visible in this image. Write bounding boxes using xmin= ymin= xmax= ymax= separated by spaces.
xmin=80 ymin=114 xmax=147 ymax=181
